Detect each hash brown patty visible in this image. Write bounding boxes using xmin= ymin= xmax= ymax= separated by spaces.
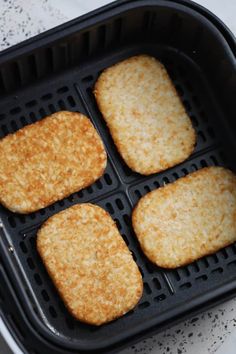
xmin=132 ymin=167 xmax=236 ymax=268
xmin=0 ymin=111 xmax=107 ymax=213
xmin=37 ymin=203 xmax=143 ymax=325
xmin=94 ymin=54 xmax=196 ymax=175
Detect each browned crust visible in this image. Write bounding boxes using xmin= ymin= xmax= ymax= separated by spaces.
xmin=37 ymin=203 xmax=143 ymax=325
xmin=94 ymin=54 xmax=196 ymax=175
xmin=132 ymin=167 xmax=236 ymax=268
xmin=0 ymin=111 xmax=107 ymax=213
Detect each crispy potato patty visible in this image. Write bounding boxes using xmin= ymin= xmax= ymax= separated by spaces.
xmin=132 ymin=167 xmax=236 ymax=268
xmin=0 ymin=111 xmax=107 ymax=213
xmin=94 ymin=55 xmax=196 ymax=175
xmin=37 ymin=203 xmax=143 ymax=325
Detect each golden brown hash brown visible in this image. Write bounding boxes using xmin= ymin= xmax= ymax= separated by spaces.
xmin=0 ymin=111 xmax=107 ymax=213
xmin=132 ymin=167 xmax=236 ymax=268
xmin=94 ymin=54 xmax=196 ymax=175
xmin=37 ymin=203 xmax=143 ymax=325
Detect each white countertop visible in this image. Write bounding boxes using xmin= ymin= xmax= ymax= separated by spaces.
xmin=0 ymin=1 xmax=235 ymax=354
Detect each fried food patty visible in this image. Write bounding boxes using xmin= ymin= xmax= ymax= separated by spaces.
xmin=94 ymin=55 xmax=196 ymax=175
xmin=0 ymin=111 xmax=107 ymax=213
xmin=37 ymin=203 xmax=143 ymax=325
xmin=132 ymin=167 xmax=236 ymax=268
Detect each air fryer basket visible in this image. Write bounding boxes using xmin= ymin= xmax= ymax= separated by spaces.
xmin=0 ymin=0 xmax=235 ymax=353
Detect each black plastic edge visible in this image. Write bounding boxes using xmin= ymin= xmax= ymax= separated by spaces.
xmin=173 ymin=0 xmax=236 ymax=55
xmin=1 ymin=256 xmax=236 ymax=354
xmin=0 ymin=0 xmax=235 ymax=64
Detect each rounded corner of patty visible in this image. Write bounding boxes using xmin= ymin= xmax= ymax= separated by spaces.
xmin=132 ymin=166 xmax=236 ymax=268
xmin=94 ymin=54 xmax=196 ymax=175
xmin=37 ymin=203 xmax=143 ymax=325
xmin=0 ymin=111 xmax=107 ymax=213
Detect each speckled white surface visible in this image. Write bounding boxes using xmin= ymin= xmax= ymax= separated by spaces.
xmin=0 ymin=1 xmax=235 ymax=354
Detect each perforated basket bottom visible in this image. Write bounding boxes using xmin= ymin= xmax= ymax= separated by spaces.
xmin=0 ymin=43 xmax=236 ymax=346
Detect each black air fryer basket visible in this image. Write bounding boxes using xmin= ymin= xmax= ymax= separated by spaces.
xmin=0 ymin=0 xmax=236 ymax=353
